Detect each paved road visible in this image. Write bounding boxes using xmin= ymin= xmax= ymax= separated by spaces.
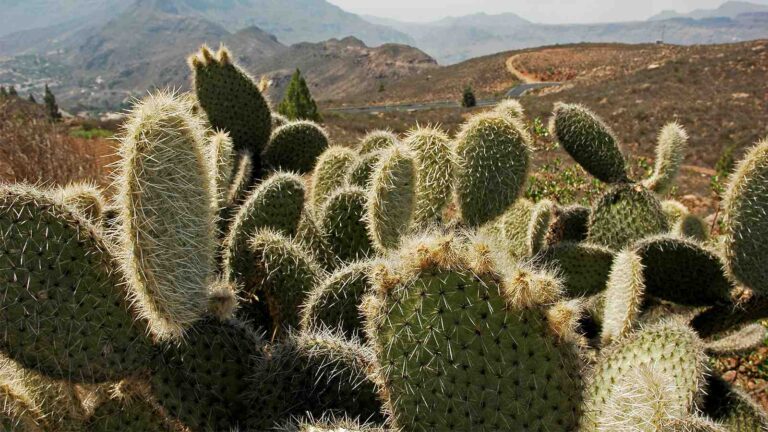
xmin=326 ymin=82 xmax=561 ymax=114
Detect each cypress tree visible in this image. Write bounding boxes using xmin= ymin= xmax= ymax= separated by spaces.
xmin=278 ymin=69 xmax=321 ymax=122
xmin=44 ymin=84 xmax=62 ymax=122
xmin=0 ymin=86 xmax=7 ymax=98
xmin=461 ymin=85 xmax=477 ymax=108
xmin=28 ymin=93 xmax=37 ymax=104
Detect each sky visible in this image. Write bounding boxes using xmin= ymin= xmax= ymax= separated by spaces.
xmin=326 ymin=0 xmax=768 ymax=24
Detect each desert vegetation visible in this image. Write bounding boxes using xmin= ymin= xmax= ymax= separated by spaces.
xmin=0 ymin=41 xmax=767 ymax=432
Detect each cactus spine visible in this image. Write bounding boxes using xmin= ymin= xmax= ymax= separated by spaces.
xmin=55 ymin=182 xmax=105 ymax=223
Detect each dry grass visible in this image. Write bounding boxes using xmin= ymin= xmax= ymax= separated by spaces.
xmin=0 ymin=98 xmax=118 ymax=188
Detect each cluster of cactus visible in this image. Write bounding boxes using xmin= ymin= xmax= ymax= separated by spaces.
xmin=0 ymin=44 xmax=767 ymax=432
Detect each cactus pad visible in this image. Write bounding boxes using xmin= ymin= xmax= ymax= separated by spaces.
xmin=311 ymin=147 xmax=358 ymax=211
xmin=644 ymin=122 xmax=688 ymax=195
xmin=56 ymin=182 xmax=105 ymax=223
xmin=403 ymin=126 xmax=454 ymax=226
xmin=546 ymin=204 xmax=591 ymax=244
xmin=359 ymin=130 xmax=397 ymax=155
xmin=263 ymin=121 xmax=330 ymax=174
xmin=346 ymin=151 xmax=383 ymax=189
xmin=319 ymin=187 xmax=374 ymax=263
xmin=539 ymin=242 xmax=614 ymax=297
xmin=366 ymin=146 xmax=417 ymax=250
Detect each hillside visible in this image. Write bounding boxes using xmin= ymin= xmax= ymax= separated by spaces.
xmin=649 ymin=1 xmax=768 ymax=20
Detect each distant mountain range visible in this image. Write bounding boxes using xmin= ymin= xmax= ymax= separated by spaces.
xmin=649 ymin=1 xmax=768 ymax=21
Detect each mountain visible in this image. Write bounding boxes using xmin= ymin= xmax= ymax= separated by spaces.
xmin=649 ymin=1 xmax=768 ymax=21
xmin=0 ymin=0 xmax=126 ymax=37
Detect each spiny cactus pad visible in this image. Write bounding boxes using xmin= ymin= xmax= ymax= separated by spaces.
xmin=722 ymin=138 xmax=768 ymax=294
xmin=703 ymin=376 xmax=768 ymax=432
xmin=527 ymin=199 xmax=555 ymax=256
xmin=644 ymin=122 xmax=688 ymax=195
xmin=495 ymin=198 xmax=534 ymax=258
xmin=225 ymin=150 xmax=255 ymax=208
xmin=263 ymin=121 xmax=330 ymax=174
xmin=674 ymin=213 xmax=710 ymax=242
xmin=539 ymin=242 xmax=615 ymax=298
xmin=366 ymin=145 xmax=417 ymax=250
xmin=584 ymin=320 xmax=706 ymax=430
xmin=86 ymin=392 xmax=175 ymax=432
xmin=364 ymin=233 xmax=584 ymax=431
xmin=359 ymin=130 xmax=397 ymax=155
xmin=190 ymin=45 xmax=271 ymax=157
xmin=207 ymin=131 xmax=235 ymax=206
xmin=301 ymin=261 xmax=372 ymax=340
xmin=588 ymin=183 xmax=669 ymax=251
xmin=546 ymin=204 xmax=591 ymax=245
xmin=601 ymin=249 xmax=646 ymax=345
xmin=455 ymin=112 xmax=531 ymax=227
xmin=248 ymin=331 xmax=383 ymax=430
xmin=117 ymin=92 xmax=217 ymax=339
xmin=311 ymin=147 xmax=359 ymax=211
xmin=151 ymin=319 xmax=263 ymax=431
xmin=56 ymin=182 xmax=105 ymax=223
xmin=319 ymin=187 xmax=374 ymax=263
xmin=551 ymin=103 xmax=628 ymax=184
xmin=0 ymin=185 xmax=151 ymax=382
xmin=494 ymin=99 xmax=525 ymax=120
xmin=346 ymin=151 xmax=383 ymax=189
xmin=403 ymin=126 xmax=454 ymax=226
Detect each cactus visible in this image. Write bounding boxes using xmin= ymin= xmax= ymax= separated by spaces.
xmin=455 ymin=112 xmax=531 ymax=227
xmin=225 ymin=150 xmax=255 ymax=208
xmin=493 ymin=99 xmax=525 ymax=120
xmin=222 ymin=172 xmax=306 ymax=283
xmin=189 ymin=45 xmax=271 ymax=161
xmin=364 ymin=233 xmax=584 ymax=431
xmin=643 ymin=122 xmax=688 ymax=195
xmin=0 ymin=184 xmax=151 ymax=382
xmin=319 ymin=187 xmax=374 ymax=263
xmin=207 ymin=131 xmax=235 ymax=205
xmin=235 ymin=229 xmax=321 ymax=331
xmin=86 ymin=382 xmax=177 ymax=432
xmin=551 ymin=103 xmax=629 ymax=184
xmin=311 ymin=147 xmax=358 ymax=211
xmin=703 ymin=376 xmax=768 ymax=431
xmin=662 ymin=199 xmax=690 ymax=222
xmin=359 ymin=130 xmax=397 ymax=155
xmin=584 ymin=320 xmax=707 ymax=430
xmin=278 ymin=417 xmax=387 ymax=432
xmin=272 ymin=112 xmax=289 ymax=129
xmin=403 ymin=126 xmax=454 ymax=226
xmin=346 ymin=150 xmax=383 ymax=189
xmin=263 ymin=121 xmax=330 ymax=174
xmin=722 ymin=138 xmax=768 ymax=294
xmin=56 ymin=182 xmax=105 ymax=223
xmin=601 ymin=249 xmax=646 ymax=345
xmin=588 ymin=183 xmax=669 ymax=251
xmin=366 ymin=145 xmax=417 ymax=250
xmin=494 ymin=197 xmax=534 ymax=258
xmin=704 ymin=323 xmax=767 ymax=355
xmin=674 ymin=213 xmax=710 ymax=242
xmin=151 ymin=318 xmax=263 ymax=431
xmin=527 ymin=199 xmax=555 ymax=256
xmin=539 ymin=242 xmax=615 ymax=297
xmin=301 ymin=261 xmax=372 ymax=340
xmin=248 ymin=331 xmax=384 ymax=430
xmin=546 ymin=204 xmax=591 ymax=244
xmin=295 ymin=210 xmax=337 ymax=270
xmin=116 ymin=91 xmax=217 ymax=340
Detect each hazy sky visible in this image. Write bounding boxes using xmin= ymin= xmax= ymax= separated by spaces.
xmin=326 ymin=0 xmax=768 ymax=23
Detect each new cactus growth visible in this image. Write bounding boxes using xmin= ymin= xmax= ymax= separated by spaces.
xmin=454 ymin=112 xmax=531 ymax=227
xmin=190 ymin=45 xmax=271 ymax=161
xmin=0 ymin=184 xmax=151 ymax=382
xmin=527 ymin=199 xmax=555 ymax=256
xmin=364 ymin=233 xmax=584 ymax=431
xmin=403 ymin=126 xmax=454 ymax=226
xmin=116 ymin=91 xmax=217 ymax=340
xmin=319 ymin=187 xmax=374 ymax=263
xmin=359 ymin=130 xmax=397 ymax=155
xmin=722 ymin=138 xmax=768 ymax=294
xmin=311 ymin=147 xmax=359 ymax=211
xmin=601 ymin=249 xmax=646 ymax=345
xmin=494 ymin=197 xmax=534 ymax=258
xmin=643 ymin=122 xmax=688 ymax=195
xmin=346 ymin=150 xmax=383 ymax=189
xmin=263 ymin=121 xmax=330 ymax=174
xmin=56 ymin=182 xmax=105 ymax=223
xmin=493 ymin=99 xmax=525 ymax=120
xmin=539 ymin=242 xmax=615 ymax=297
xmin=551 ymin=103 xmax=629 ymax=184
xmin=207 ymin=131 xmax=235 ymax=205
xmin=366 ymin=145 xmax=417 ymax=250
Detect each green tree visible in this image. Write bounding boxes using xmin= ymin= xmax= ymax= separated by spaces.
xmin=278 ymin=69 xmax=321 ymax=122
xmin=8 ymin=86 xmax=18 ymax=97
xmin=44 ymin=84 xmax=62 ymax=122
xmin=461 ymin=85 xmax=477 ymax=108
xmin=28 ymin=93 xmax=37 ymax=104
xmin=0 ymin=86 xmax=7 ymax=98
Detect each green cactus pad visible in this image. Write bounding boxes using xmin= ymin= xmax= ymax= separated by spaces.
xmin=301 ymin=261 xmax=373 ymax=340
xmin=190 ymin=45 xmax=271 ymax=157
xmin=295 ymin=210 xmax=337 ymax=270
xmin=272 ymin=113 xmax=289 ymax=129
xmin=584 ymin=320 xmax=707 ymax=430
xmin=527 ymin=199 xmax=555 ymax=256
xmin=674 ymin=213 xmax=710 ymax=242
xmin=403 ymin=126 xmax=454 ymax=226
xmin=704 ymin=323 xmax=767 ymax=355
xmin=86 ymin=393 xmax=174 ymax=432
xmin=319 ymin=187 xmax=374 ymax=263
xmin=311 ymin=147 xmax=359 ymax=211
xmin=0 ymin=185 xmax=151 ymax=382
xmin=225 ymin=150 xmax=255 ymax=208
xmin=691 ymin=294 xmax=768 ymax=339
xmin=551 ymin=103 xmax=629 ymax=184
xmin=263 ymin=121 xmax=330 ymax=174
xmin=644 ymin=122 xmax=688 ymax=195
xmin=546 ymin=204 xmax=591 ymax=245
xmin=493 ymin=99 xmax=525 ymax=120
xmin=56 ymin=182 xmax=105 ymax=223
xmin=367 ymin=146 xmax=417 ymax=250
xmin=496 ymin=198 xmax=534 ymax=258
xmin=359 ymin=130 xmax=397 ymax=155
xmin=703 ymin=376 xmax=768 ymax=432
xmin=277 ymin=417 xmax=388 ymax=432
xmin=151 ymin=318 xmax=263 ymax=432
xmin=248 ymin=331 xmax=384 ymax=430
xmin=601 ymin=249 xmax=646 ymax=345
xmin=223 ymin=172 xmax=306 ymax=285
xmin=539 ymin=242 xmax=615 ymax=298
xmin=365 ymin=233 xmax=584 ymax=431
xmin=346 ymin=151 xmax=383 ymax=189
xmin=588 ymin=183 xmax=669 ymax=251
xmin=238 ymin=229 xmax=321 ymax=331
xmin=722 ymin=138 xmax=768 ymax=294
xmin=207 ymin=131 xmax=235 ymax=206
xmin=455 ymin=112 xmax=531 ymax=227
xmin=634 ymin=236 xmax=732 ymax=306
xmin=662 ymin=199 xmax=690 ymax=223
xmin=117 ymin=92 xmax=217 ymax=339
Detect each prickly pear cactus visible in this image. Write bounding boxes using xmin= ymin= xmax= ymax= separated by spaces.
xmin=366 ymin=145 xmax=417 ymax=250
xmin=0 ymin=184 xmax=151 ymax=382
xmin=364 ymin=233 xmax=584 ymax=431
xmin=207 ymin=131 xmax=235 ymax=204
xmin=346 ymin=150 xmax=383 ymax=189
xmin=551 ymin=103 xmax=629 ymax=184
xmin=117 ymin=91 xmax=217 ymax=339
xmin=190 ymin=45 xmax=271 ymax=158
xmin=703 ymin=376 xmax=768 ymax=432
xmin=359 ymin=130 xmax=397 ymax=155
xmin=494 ymin=198 xmax=534 ymax=258
xmin=403 ymin=126 xmax=454 ymax=226
xmin=263 ymin=121 xmax=330 ymax=174
xmin=527 ymin=199 xmax=555 ymax=256
xmin=493 ymin=99 xmax=525 ymax=120
xmin=643 ymin=122 xmax=688 ymax=195
xmin=546 ymin=204 xmax=591 ymax=244
xmin=601 ymin=249 xmax=646 ymax=345
xmin=56 ymin=182 xmax=105 ymax=223
xmin=311 ymin=147 xmax=358 ymax=211
xmin=455 ymin=112 xmax=531 ymax=227
xmin=539 ymin=242 xmax=614 ymax=297
xmin=225 ymin=150 xmax=255 ymax=208
xmin=319 ymin=187 xmax=374 ymax=263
